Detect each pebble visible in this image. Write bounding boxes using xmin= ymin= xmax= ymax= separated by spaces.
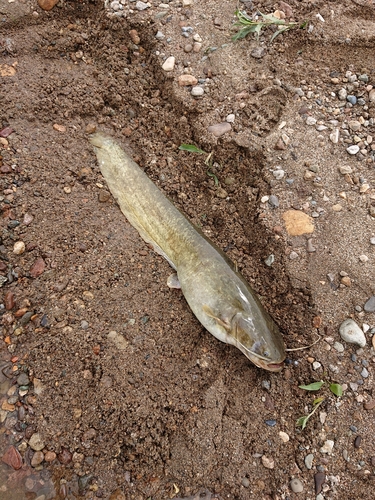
xmin=135 ymin=1 xmax=149 ymax=10
xmin=306 ymin=116 xmax=317 ymax=126
xmin=1 ymin=445 xmax=22 ymax=470
xmin=364 ymin=399 xmax=375 ymax=410
xmin=264 ymin=255 xmax=274 ymax=267
xmin=13 ymin=241 xmax=25 ymax=255
xmin=29 ymin=433 xmax=45 ymax=451
xmin=251 ymin=47 xmax=266 ymax=59
xmin=330 ymin=129 xmax=339 ymax=143
xmin=282 ymin=210 xmax=314 ymax=236
xmin=241 ymin=477 xmax=250 ymax=488
xmin=354 ymin=436 xmax=362 ymax=448
xmin=339 ymin=165 xmax=352 ymax=174
xmin=369 ymin=89 xmax=375 ymax=102
xmin=347 ymin=145 xmax=359 ymax=155
xmin=265 ymin=419 xmax=277 ymax=427
xmin=44 ymin=451 xmax=56 ymax=462
xmin=37 ymin=0 xmax=59 ymax=10
xmin=17 ymin=373 xmax=30 ymax=386
xmin=178 ymin=74 xmax=198 ymax=86
xmin=268 ymin=195 xmax=279 ymax=208
xmin=4 ymin=291 xmax=15 ymax=310
xmin=31 ymin=451 xmax=44 ymax=467
xmin=261 ymin=455 xmax=274 ymax=469
xmin=359 ymin=254 xmax=368 ymax=263
xmin=313 ymin=361 xmax=322 ymax=370
xmin=58 ymin=447 xmax=73 ymax=465
xmin=364 ymin=296 xmax=375 ymax=312
xmin=333 ymin=342 xmax=345 ymax=353
xmin=207 ymin=122 xmax=231 ymax=137
xmin=347 ymin=95 xmax=357 ymax=105
xmin=314 ymin=472 xmax=325 ymax=494
xmin=279 ymin=431 xmax=289 ymax=443
xmin=339 ymin=319 xmax=366 ymax=347
xmin=349 ymin=120 xmax=361 ymax=132
xmin=370 ymin=237 xmax=375 ymax=245
xmin=361 ymin=367 xmax=369 ymax=378
xmin=29 ymin=257 xmax=46 ymax=278
xmin=290 ymin=478 xmax=303 ymax=493
xmin=162 ymin=56 xmax=175 ymax=71
xmin=155 ymin=31 xmax=165 ymax=40
xmin=304 ymin=453 xmax=314 ymax=469
xmin=338 ymin=88 xmax=347 ymax=100
xmin=226 ymin=114 xmax=235 ymax=123
xmin=191 ymin=86 xmax=204 ymax=97
xmin=306 ymin=239 xmax=316 ymax=252
xmin=272 ymin=169 xmax=285 ymax=180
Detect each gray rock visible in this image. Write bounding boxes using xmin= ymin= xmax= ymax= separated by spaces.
xmin=347 ymin=95 xmax=357 ymax=105
xmin=191 ymin=86 xmax=204 ymax=97
xmin=364 ymin=296 xmax=375 ymax=312
xmin=135 ymin=1 xmax=149 ymax=10
xmin=268 ymin=195 xmax=279 ymax=208
xmin=17 ymin=373 xmax=30 ymax=386
xmin=251 ymin=47 xmax=266 ymax=59
xmin=339 ymin=319 xmax=366 ymax=347
xmin=304 ymin=453 xmax=314 ymax=469
xmin=290 ymin=478 xmax=303 ymax=493
xmin=207 ymin=122 xmax=231 ymax=137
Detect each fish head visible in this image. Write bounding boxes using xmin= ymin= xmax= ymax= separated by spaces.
xmin=232 ymin=312 xmax=286 ymax=372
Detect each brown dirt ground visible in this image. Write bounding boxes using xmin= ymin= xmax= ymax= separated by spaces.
xmin=1 ymin=0 xmax=375 ymax=499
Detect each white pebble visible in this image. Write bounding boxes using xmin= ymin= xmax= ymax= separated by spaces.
xmin=261 ymin=196 xmax=269 ymax=203
xmin=279 ymin=431 xmax=289 ymax=443
xmin=320 ymin=439 xmax=334 ymax=454
xmin=226 ymin=114 xmax=235 ymax=123
xmin=370 ymin=237 xmax=375 ymax=245
xmin=333 ymin=342 xmax=344 ymax=353
xmin=272 ymin=169 xmax=285 ymax=180
xmin=290 ymin=478 xmax=303 ymax=493
xmin=359 ymin=254 xmax=368 ymax=262
xmin=362 ymin=324 xmax=370 ymax=333
xmin=13 ymin=241 xmax=25 ymax=255
xmin=347 ymin=145 xmax=360 ymax=155
xmin=306 ymin=117 xmax=317 ymax=126
xmin=162 ymin=56 xmax=175 ymax=72
xmin=339 ymin=319 xmax=366 ymax=347
xmin=312 ymin=361 xmax=321 ymax=370
xmin=330 ymin=129 xmax=339 ymax=144
xmin=289 ymin=251 xmax=299 ymax=260
xmin=339 ymin=165 xmax=352 ymax=175
xmin=191 ymin=86 xmax=204 ymax=97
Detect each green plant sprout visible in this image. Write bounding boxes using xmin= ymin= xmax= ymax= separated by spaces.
xmin=296 ymin=380 xmax=343 ymax=430
xmin=232 ymin=10 xmax=307 ymax=43
xmin=179 ymin=144 xmax=218 ymax=185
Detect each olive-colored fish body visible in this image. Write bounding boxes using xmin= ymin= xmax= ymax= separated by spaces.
xmin=90 ymin=133 xmax=286 ymax=371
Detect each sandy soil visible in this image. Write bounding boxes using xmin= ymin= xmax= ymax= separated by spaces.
xmin=1 ymin=0 xmax=375 ymax=498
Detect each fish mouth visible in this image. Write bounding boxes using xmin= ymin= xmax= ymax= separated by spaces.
xmin=248 ymin=355 xmax=285 ymax=372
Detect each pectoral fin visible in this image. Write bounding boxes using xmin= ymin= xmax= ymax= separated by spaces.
xmin=202 ymin=304 xmax=231 ymax=330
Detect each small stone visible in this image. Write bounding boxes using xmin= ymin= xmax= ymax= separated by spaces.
xmin=341 ymin=276 xmax=351 ymax=287
xmin=268 ymin=195 xmax=279 ymax=208
xmin=13 ymin=241 xmax=25 ymax=255
xmin=17 ymin=373 xmax=30 ymax=386
xmin=338 ymin=88 xmax=347 ymax=100
xmin=304 ymin=453 xmax=314 ymax=469
xmin=347 ymin=145 xmax=360 ymax=155
xmin=289 ymin=251 xmax=299 ymax=260
xmin=37 ymin=0 xmax=58 ymax=10
xmin=241 ymin=477 xmax=250 ymax=488
xmin=107 ymin=331 xmax=129 ymax=351
xmin=226 ymin=114 xmax=235 ymax=123
xmin=354 ymin=436 xmax=362 ymax=448
xmin=306 ymin=116 xmax=317 ymax=126
xmin=333 ymin=342 xmax=345 ymax=353
xmin=290 ymin=478 xmax=303 ymax=493
xmin=44 ymin=451 xmax=56 ymax=462
xmin=274 ymin=137 xmax=286 ymax=150
xmin=264 ymin=255 xmax=274 ymax=267
xmin=261 ymin=455 xmax=274 ymax=469
xmin=29 ymin=257 xmax=45 ymax=278
xmin=370 ymin=237 xmax=375 ymax=245
xmin=191 ymin=86 xmax=204 ymax=97
xmin=364 ymin=400 xmax=375 ymax=410
xmin=251 ymin=47 xmax=266 ymax=58
xmin=155 ymin=31 xmax=165 ymax=40
xmin=135 ymin=1 xmax=149 ymax=10
xmin=364 ymin=296 xmax=375 ymax=312
xmin=162 ymin=56 xmax=175 ymax=72
xmin=361 ymin=367 xmax=369 ymax=378
xmin=216 ymin=187 xmax=228 ymax=199
xmin=85 ymin=123 xmax=96 ymax=134
xmin=129 ymin=30 xmax=140 ymax=45
xmin=1 ymin=445 xmax=22 ymax=470
xmin=207 ymin=122 xmax=231 ymax=137
xmin=329 ymin=129 xmax=340 ymax=144
xmin=359 ymin=254 xmax=368 ymax=263
xmin=272 ymin=169 xmax=285 ymax=180
xmin=4 ymin=291 xmax=15 ymax=310
xmin=29 ymin=433 xmax=45 ymax=451
xmin=339 ymin=165 xmax=352 ymax=175
xmin=314 ymin=472 xmax=326 ymax=494
xmin=31 ymin=451 xmax=44 ymax=467
xmin=58 ymin=447 xmax=73 ymax=464
xmin=279 ymin=431 xmax=289 ymax=443
xmin=306 ymin=239 xmax=316 ymax=253
xmin=349 ymin=120 xmax=361 ymax=132
xmin=332 ymin=204 xmax=343 ymax=212
xmin=178 ymin=74 xmax=197 ymax=86
xmin=53 ymin=123 xmax=66 ymax=133
xmin=313 ymin=361 xmax=321 ymax=370
xmin=347 ymin=95 xmax=357 ymax=105
xmin=98 ymin=190 xmax=111 ymax=203
xmin=368 ymin=89 xmax=375 ymax=102
xmin=282 ymin=210 xmax=314 ymax=236
xmin=339 ymin=319 xmax=366 ymax=347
